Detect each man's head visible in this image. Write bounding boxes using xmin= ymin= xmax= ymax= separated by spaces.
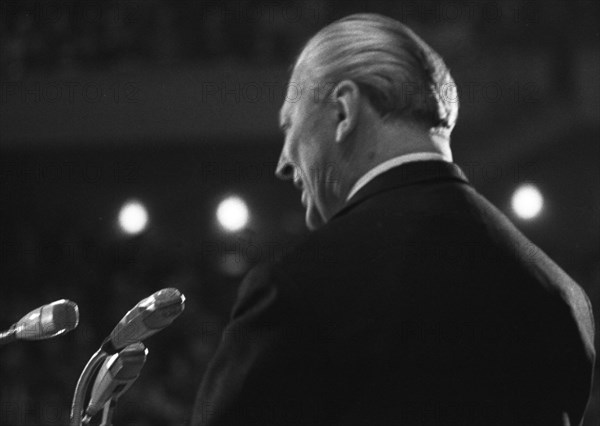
xmin=276 ymin=13 xmax=459 ymax=230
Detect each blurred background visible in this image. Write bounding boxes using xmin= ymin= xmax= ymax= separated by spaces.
xmin=0 ymin=0 xmax=598 ymax=425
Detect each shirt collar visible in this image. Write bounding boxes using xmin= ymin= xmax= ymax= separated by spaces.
xmin=346 ymin=152 xmax=451 ymax=202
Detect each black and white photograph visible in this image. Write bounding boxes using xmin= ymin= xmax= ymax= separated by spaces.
xmin=1 ymin=1 xmax=599 ymax=425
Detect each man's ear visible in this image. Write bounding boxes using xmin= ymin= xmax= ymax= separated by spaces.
xmin=332 ymin=80 xmax=360 ymax=143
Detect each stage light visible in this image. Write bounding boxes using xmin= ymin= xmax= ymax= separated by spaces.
xmin=217 ymin=196 xmax=249 ymax=232
xmin=511 ymin=184 xmax=543 ymax=220
xmin=118 ymin=200 xmax=149 ymax=235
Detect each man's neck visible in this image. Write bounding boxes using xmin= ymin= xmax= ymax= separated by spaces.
xmin=340 ymin=128 xmax=452 ymax=202
xmin=327 ymin=119 xmax=452 ymax=221
xmin=345 ymin=151 xmax=451 ymax=201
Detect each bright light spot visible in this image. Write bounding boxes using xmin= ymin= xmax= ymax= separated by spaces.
xmin=119 ymin=200 xmax=149 ymax=235
xmin=511 ymin=184 xmax=544 ymax=220
xmin=217 ymin=196 xmax=249 ymax=232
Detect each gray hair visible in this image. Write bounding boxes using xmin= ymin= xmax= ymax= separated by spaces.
xmin=293 ymin=13 xmax=458 ymax=136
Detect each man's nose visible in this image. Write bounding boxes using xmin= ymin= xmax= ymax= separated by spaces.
xmin=275 ymin=156 xmax=294 ymax=181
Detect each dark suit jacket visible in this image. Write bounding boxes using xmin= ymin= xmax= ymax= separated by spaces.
xmin=192 ymin=161 xmax=595 ymax=426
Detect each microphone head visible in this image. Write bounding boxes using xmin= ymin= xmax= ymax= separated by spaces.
xmin=137 ymin=287 xmax=186 ymax=329
xmin=86 ymin=342 xmax=148 ymax=418
xmin=103 ymin=288 xmax=185 ymax=353
xmin=15 ymin=299 xmax=79 ymax=341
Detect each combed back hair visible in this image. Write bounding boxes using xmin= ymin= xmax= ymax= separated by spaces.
xmin=294 ymin=13 xmax=459 ymax=137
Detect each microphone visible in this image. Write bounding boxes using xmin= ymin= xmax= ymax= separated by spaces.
xmin=71 ymin=288 xmax=184 ymax=426
xmin=100 ymin=288 xmax=185 ymax=354
xmin=0 ymin=299 xmax=79 ymax=345
xmin=83 ymin=342 xmax=148 ymax=422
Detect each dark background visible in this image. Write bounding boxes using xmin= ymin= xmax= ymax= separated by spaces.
xmin=0 ymin=1 xmax=598 ymax=425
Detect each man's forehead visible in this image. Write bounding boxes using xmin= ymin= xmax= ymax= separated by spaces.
xmin=279 ymin=71 xmax=317 ymax=125
xmin=279 ymin=102 xmax=290 ymax=127
xmin=279 ymin=84 xmax=300 ymax=126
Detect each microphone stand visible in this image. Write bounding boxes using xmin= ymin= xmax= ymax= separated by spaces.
xmin=98 ymin=399 xmax=117 ymax=426
xmin=70 ymin=349 xmax=108 ymax=426
xmin=81 ymin=398 xmax=116 ymax=426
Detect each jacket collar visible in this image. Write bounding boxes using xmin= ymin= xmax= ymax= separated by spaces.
xmin=331 ymin=160 xmax=470 ymax=221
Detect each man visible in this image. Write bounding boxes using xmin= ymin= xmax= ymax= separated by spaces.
xmin=192 ymin=14 xmax=595 ymax=426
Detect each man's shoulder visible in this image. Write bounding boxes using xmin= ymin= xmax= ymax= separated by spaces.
xmin=271 ymin=180 xmax=481 ymax=278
